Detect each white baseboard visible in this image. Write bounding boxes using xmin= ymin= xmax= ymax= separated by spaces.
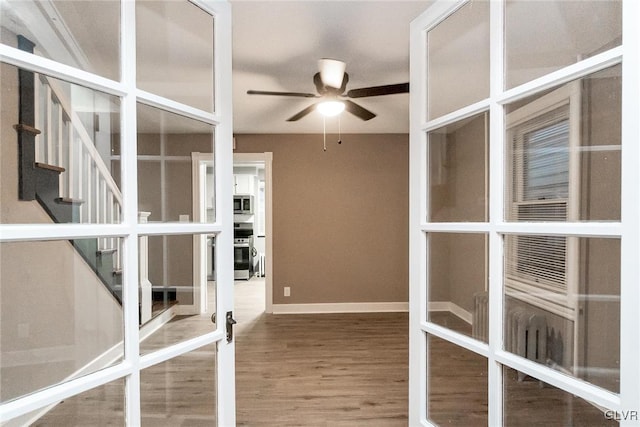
xmin=271 ymin=301 xmax=408 ymax=314
xmin=428 ymin=301 xmax=473 ymax=325
xmin=139 ymin=304 xmax=178 ymax=342
xmin=174 ymin=303 xmax=197 ymax=316
xmin=5 ymin=308 xmax=177 ymax=427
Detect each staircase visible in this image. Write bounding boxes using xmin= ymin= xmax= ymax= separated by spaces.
xmin=14 ymin=35 xmax=124 ymax=304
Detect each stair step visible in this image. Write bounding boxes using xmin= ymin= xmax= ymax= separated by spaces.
xmin=55 ymin=197 xmax=85 ymax=205
xmin=113 ymin=269 xmax=123 ymax=276
xmin=97 ymin=248 xmax=118 ymax=256
xmin=13 ymin=123 xmax=41 ymax=135
xmin=35 ymin=162 xmax=65 ymax=173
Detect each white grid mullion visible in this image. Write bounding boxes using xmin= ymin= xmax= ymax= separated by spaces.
xmin=0 ymin=43 xmax=126 ymax=98
xmin=420 ymin=222 xmax=622 ymax=237
xmin=0 ymin=362 xmax=134 ymax=422
xmin=138 ymin=222 xmax=223 ymax=236
xmin=136 ymin=89 xmax=221 ymax=127
xmin=419 ymin=49 xmax=623 ymax=137
xmin=420 ymin=98 xmax=491 ymax=133
xmin=487 ymin=1 xmax=505 ymax=426
xmin=120 ymin=0 xmax=141 ymax=425
xmin=495 ymin=350 xmax=621 ymax=411
xmin=496 ymin=222 xmax=622 ymax=237
xmin=619 ymin=0 xmax=640 ymax=425
xmin=421 ymin=320 xmax=490 ymax=359
xmin=498 ymin=46 xmax=623 ymax=106
xmin=0 ymin=223 xmax=129 ymax=242
xmin=139 ymin=330 xmax=225 ymax=370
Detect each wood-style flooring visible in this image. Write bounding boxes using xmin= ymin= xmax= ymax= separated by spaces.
xmin=32 ymin=278 xmax=614 ymax=426
xmin=234 ymin=280 xmax=408 ymax=426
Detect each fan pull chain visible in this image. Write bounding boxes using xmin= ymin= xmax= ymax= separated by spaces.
xmin=338 ymin=115 xmax=342 ymax=145
xmin=322 ymin=116 xmax=327 ymax=151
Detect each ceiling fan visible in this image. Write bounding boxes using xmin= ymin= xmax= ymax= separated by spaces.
xmin=246 ymin=59 xmax=409 ymax=122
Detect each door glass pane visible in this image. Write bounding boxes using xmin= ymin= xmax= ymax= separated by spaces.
xmin=140 ymin=234 xmax=216 ymax=355
xmin=1 ymin=64 xmax=122 ymax=225
xmin=136 ymin=1 xmax=214 ymax=112
xmin=0 ymin=239 xmax=124 ymax=403
xmin=428 ymin=334 xmax=488 ymax=425
xmin=504 ymin=235 xmax=620 ymax=393
xmin=141 ymin=343 xmax=217 ymax=425
xmin=429 ymin=112 xmax=489 ymax=222
xmin=427 ymin=0 xmax=489 ymax=119
xmin=29 ymin=378 xmax=125 ymax=426
xmin=505 ymin=0 xmax=622 ymax=89
xmin=428 ymin=233 xmax=488 ymax=343
xmin=1 ymin=1 xmax=120 ymax=80
xmin=123 ymin=103 xmax=215 ymax=224
xmin=503 ymin=365 xmax=618 ymax=426
xmin=505 ymin=66 xmax=621 ymax=222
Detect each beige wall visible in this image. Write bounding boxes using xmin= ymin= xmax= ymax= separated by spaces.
xmin=113 ymin=132 xmax=213 ymax=304
xmin=235 ymin=133 xmax=409 ymax=305
xmin=1 ymin=63 xmax=122 ymax=402
xmin=577 ymin=70 xmax=622 ymax=391
xmin=122 ymin=131 xmax=409 ymax=306
xmin=429 ymin=114 xmax=488 ymax=313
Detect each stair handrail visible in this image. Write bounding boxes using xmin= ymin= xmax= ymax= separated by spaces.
xmin=40 ymin=74 xmax=123 ymax=207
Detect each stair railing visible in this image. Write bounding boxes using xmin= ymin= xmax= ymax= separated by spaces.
xmin=34 ymin=74 xmax=122 ymax=264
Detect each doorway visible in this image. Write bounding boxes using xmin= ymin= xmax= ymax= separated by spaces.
xmin=233 ymin=152 xmax=273 ymax=316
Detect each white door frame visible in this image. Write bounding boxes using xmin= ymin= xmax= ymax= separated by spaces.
xmin=409 ymin=1 xmax=640 ymax=426
xmin=0 ymin=1 xmax=237 ymax=425
xmin=233 ymin=152 xmax=274 ymax=314
xmin=192 ymin=152 xmax=215 ymax=315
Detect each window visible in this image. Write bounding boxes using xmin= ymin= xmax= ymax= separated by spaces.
xmin=505 ymin=83 xmax=579 ymax=318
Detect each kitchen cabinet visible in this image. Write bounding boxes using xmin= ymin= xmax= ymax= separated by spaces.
xmin=234 ymin=174 xmax=254 ymax=195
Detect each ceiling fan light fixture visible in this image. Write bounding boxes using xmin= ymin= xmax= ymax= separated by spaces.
xmin=317 ymin=100 xmax=345 ymax=117
xmin=318 ymin=58 xmax=346 ymax=89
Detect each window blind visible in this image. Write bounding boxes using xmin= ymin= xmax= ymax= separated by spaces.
xmin=507 ymin=104 xmax=572 ymax=304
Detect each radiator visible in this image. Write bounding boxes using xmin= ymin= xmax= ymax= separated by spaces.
xmin=506 ymin=308 xmax=548 ymax=383
xmin=472 ymin=291 xmax=489 ymax=342
xmin=475 ymin=297 xmax=565 ymax=384
xmin=258 ymin=253 xmax=265 ymax=277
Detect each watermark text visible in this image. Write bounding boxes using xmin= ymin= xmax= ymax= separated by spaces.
xmin=605 ymin=410 xmax=639 ymax=421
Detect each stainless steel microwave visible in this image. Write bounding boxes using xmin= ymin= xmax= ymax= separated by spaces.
xmin=233 ymin=195 xmax=254 ymax=214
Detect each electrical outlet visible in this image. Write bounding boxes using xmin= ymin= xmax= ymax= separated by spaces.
xmin=284 ymin=286 xmax=290 ymax=297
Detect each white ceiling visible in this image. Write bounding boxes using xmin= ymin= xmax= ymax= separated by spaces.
xmin=230 ymin=1 xmax=432 ymax=134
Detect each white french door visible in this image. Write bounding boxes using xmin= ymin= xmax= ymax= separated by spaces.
xmin=0 ymin=0 xmax=236 ymax=425
xmin=409 ymin=0 xmax=640 ymax=426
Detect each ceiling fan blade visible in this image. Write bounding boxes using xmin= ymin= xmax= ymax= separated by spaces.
xmin=247 ymin=90 xmax=317 ymax=98
xmin=344 ymin=100 xmax=376 ymax=121
xmin=346 ymin=82 xmax=409 ymax=98
xmin=286 ymin=103 xmax=318 ymax=121
xmin=318 ymin=58 xmax=346 ymax=89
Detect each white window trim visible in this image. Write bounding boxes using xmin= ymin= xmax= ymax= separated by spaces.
xmin=504 ymin=82 xmax=581 ymax=320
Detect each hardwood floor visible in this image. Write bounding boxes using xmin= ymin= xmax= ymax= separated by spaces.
xmin=32 ymin=279 xmax=614 ymax=426
xmin=233 ymin=280 xmax=409 ymax=426
xmin=428 ymin=313 xmax=617 ymax=427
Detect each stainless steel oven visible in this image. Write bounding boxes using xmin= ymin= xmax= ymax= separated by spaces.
xmin=234 ymin=223 xmax=254 ymax=280
xmin=234 ymin=238 xmax=251 ymax=280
